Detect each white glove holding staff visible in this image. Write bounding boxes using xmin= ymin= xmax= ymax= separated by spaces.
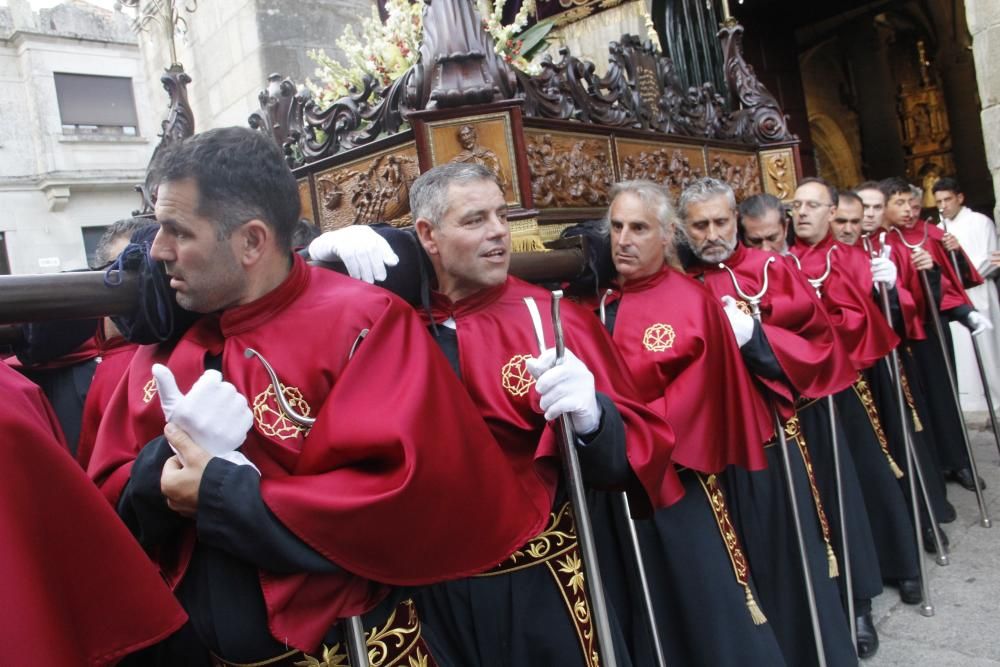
xmin=721 ymin=295 xmax=755 ymax=348
xmin=871 ymin=246 xmax=897 ymax=289
xmin=964 ymin=311 xmax=994 ymax=337
xmin=153 ymin=364 xmax=257 ymax=471
xmin=308 ymin=226 xmax=399 ymax=284
xmin=526 ymin=348 xmax=603 ymax=435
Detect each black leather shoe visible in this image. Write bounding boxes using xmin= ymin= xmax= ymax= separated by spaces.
xmin=897 ymin=578 xmax=922 ymax=604
xmin=923 ymin=525 xmax=950 ymax=554
xmin=949 ymin=467 xmax=986 ymax=492
xmin=939 ymin=500 xmax=957 ymax=524
xmin=856 ymin=612 xmax=879 ymax=659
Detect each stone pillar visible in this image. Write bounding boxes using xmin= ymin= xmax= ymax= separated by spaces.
xmin=844 ymin=20 xmax=907 ymax=179
xmin=966 ymin=0 xmax=1000 ymax=219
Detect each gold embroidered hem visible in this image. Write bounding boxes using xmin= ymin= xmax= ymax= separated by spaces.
xmin=897 ymin=354 xmax=924 ymax=432
xmin=785 ymin=416 xmax=840 ymax=578
xmin=697 ymin=473 xmax=768 ymax=625
xmin=476 ymin=502 xmax=601 ymax=666
xmin=852 ymin=376 xmax=904 ymax=478
xmin=210 ymin=599 xmax=434 ymax=667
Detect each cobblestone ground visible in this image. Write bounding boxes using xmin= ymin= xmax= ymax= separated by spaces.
xmin=868 ymin=413 xmax=1000 ymax=665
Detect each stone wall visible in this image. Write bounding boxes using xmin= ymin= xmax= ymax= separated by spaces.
xmin=966 ymin=0 xmax=1000 ymax=220
xmin=0 ymin=0 xmax=160 ymax=275
xmin=137 ymin=0 xmax=370 ymax=132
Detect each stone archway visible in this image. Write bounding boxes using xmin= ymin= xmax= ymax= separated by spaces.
xmin=809 ymin=113 xmax=862 ymax=189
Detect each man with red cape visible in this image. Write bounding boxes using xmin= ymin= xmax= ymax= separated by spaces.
xmin=87 ymin=128 xmax=554 ymax=666
xmin=309 ymin=162 xmax=683 ymax=666
xmin=677 ymin=177 xmax=857 ymax=667
xmin=560 ymin=180 xmax=786 ymax=666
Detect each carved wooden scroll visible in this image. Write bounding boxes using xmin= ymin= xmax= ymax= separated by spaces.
xmin=759 ymin=147 xmax=797 ymax=201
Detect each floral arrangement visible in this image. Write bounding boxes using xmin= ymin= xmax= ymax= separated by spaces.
xmin=306 ymin=0 xmax=422 ymax=109
xmin=307 ymin=0 xmax=553 ymax=109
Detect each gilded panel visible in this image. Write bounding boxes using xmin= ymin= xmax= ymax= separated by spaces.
xmin=313 ymin=143 xmax=420 ymax=231
xmin=524 ymin=129 xmax=615 ymax=210
xmin=297 ymin=178 xmax=315 ymax=225
xmin=706 ymin=149 xmax=762 ymax=202
xmin=758 ymin=148 xmax=797 ymax=201
xmin=615 ymin=138 xmax=706 ymax=199
xmin=424 ymin=112 xmax=522 ymax=206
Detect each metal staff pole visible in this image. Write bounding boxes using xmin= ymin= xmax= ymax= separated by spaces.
xmin=245 ymin=347 xmax=370 ymax=665
xmin=891 ymin=226 xmax=992 ymax=528
xmin=938 ymin=217 xmax=1000 ymax=462
xmin=792 ymin=246 xmax=856 ymax=649
xmin=863 ymin=234 xmax=938 ymax=615
xmin=523 ymin=293 xmax=619 ymax=667
xmin=598 ymin=289 xmax=669 ymax=667
xmin=719 ymin=257 xmax=828 ymax=667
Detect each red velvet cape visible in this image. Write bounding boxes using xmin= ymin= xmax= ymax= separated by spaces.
xmin=0 ymin=364 xmax=186 ymax=666
xmin=866 ymin=233 xmax=926 ymax=341
xmin=88 ymin=255 xmax=548 ymax=651
xmin=790 ymin=233 xmax=899 ymax=371
xmin=76 ymin=331 xmax=139 ymax=470
xmin=423 ymin=276 xmax=684 ymax=512
xmin=686 ymin=244 xmax=857 ymax=417
xmin=601 ymin=267 xmax=771 ymax=473
xmin=890 ymin=219 xmax=979 ymax=311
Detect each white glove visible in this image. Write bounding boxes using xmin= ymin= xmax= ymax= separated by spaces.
xmin=525 ymin=347 xmax=603 ymax=435
xmin=153 ymin=364 xmax=255 ymax=459
xmin=871 ymin=256 xmax=898 ymax=289
xmin=721 ymin=295 xmax=755 ymax=348
xmin=965 ymin=311 xmax=994 ymax=337
xmin=308 ymin=226 xmax=400 ymax=284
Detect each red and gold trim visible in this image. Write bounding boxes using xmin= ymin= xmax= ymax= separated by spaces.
xmin=477 ymin=502 xmax=601 ymax=666
xmin=697 ymin=473 xmax=768 ymax=625
xmin=852 ymin=375 xmax=904 ymax=478
xmin=897 ymin=355 xmax=924 ymax=432
xmin=784 ymin=416 xmax=840 ymax=578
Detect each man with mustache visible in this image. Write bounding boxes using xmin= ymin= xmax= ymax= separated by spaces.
xmin=677 ymin=177 xmax=857 ymax=667
xmin=831 ymin=191 xmax=863 ymax=246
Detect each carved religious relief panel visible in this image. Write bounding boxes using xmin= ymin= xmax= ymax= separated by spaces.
xmin=313 ymin=142 xmax=420 ymax=231
xmin=706 ymin=149 xmax=762 ymax=202
xmin=298 ymin=178 xmax=316 ymax=225
xmin=758 ymin=148 xmax=797 ymax=202
xmin=423 ymin=112 xmax=521 ymax=207
xmin=615 ymin=138 xmax=706 ymax=199
xmin=524 ymin=129 xmax=616 ymax=211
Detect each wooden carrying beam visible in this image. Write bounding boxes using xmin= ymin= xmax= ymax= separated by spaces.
xmin=0 ymin=246 xmax=586 ymax=325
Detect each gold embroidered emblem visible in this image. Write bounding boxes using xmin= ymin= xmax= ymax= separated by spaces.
xmin=735 ymin=299 xmax=752 ymax=316
xmin=642 ymin=323 xmax=676 ymax=352
xmin=253 ymin=384 xmax=312 ymax=440
xmin=142 ymin=377 xmax=157 ymax=404
xmin=501 ymin=354 xmax=535 ymax=397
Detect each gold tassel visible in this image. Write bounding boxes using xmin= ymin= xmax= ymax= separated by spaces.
xmin=510 ymin=217 xmax=547 ymax=253
xmin=745 ymin=587 xmax=768 ymax=625
xmin=511 ymin=235 xmax=547 ymax=253
xmin=889 ymin=458 xmax=904 ymax=479
xmin=912 ymin=408 xmax=924 ymax=432
xmin=826 ymin=544 xmax=839 ymax=578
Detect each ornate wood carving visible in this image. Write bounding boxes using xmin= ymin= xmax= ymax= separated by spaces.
xmin=615 ymin=139 xmax=705 ymax=198
xmin=707 ymin=149 xmax=761 ymax=202
xmin=759 ymin=148 xmax=797 ymax=201
xmin=419 ymin=111 xmax=521 ymax=206
xmin=249 ymin=74 xmax=308 ymax=167
xmin=524 ymin=130 xmax=615 ymax=209
xmin=717 ymin=23 xmax=795 ymax=144
xmin=313 ymin=143 xmax=420 ymax=230
xmin=135 ymin=64 xmax=195 ymax=215
xmin=405 ymin=0 xmax=516 ymax=110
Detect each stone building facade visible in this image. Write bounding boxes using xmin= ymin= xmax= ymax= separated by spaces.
xmin=0 ymin=0 xmax=159 ymax=275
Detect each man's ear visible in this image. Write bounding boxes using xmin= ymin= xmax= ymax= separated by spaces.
xmin=414 ymin=217 xmax=438 ymax=256
xmin=957 ymin=193 xmax=965 ymax=207
xmin=237 ymin=219 xmax=270 ymax=266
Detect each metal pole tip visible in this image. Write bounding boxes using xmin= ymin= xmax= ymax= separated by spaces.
xmin=981 ymin=518 xmax=993 ymax=528
xmin=936 ymin=555 xmax=949 ymax=566
xmin=919 ymin=605 xmax=935 ymax=618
